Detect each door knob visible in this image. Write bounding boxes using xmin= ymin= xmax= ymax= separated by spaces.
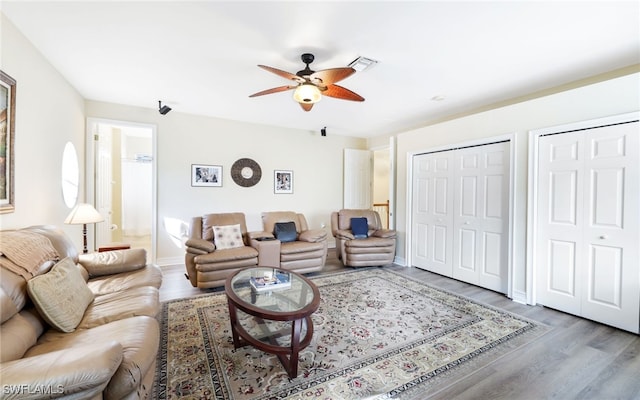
xmin=599 ymin=235 xmax=608 ymax=239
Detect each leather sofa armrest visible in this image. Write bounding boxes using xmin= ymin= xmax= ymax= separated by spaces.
xmin=372 ymin=229 xmax=397 ymax=239
xmin=0 ymin=341 xmax=123 ymax=398
xmin=298 ymin=229 xmax=328 ymax=242
xmin=334 ymin=229 xmax=355 ymax=240
xmin=185 ymin=238 xmax=215 ymax=253
xmin=78 ymin=248 xmax=147 ymax=277
xmin=248 ymin=231 xmax=275 ymax=240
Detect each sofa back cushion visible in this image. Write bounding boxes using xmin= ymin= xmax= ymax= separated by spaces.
xmin=337 ymin=209 xmax=380 ymax=231
xmin=24 ymin=225 xmax=79 ymax=263
xmin=262 ymin=211 xmax=308 ymax=235
xmin=200 ymin=213 xmax=248 ymax=243
xmin=27 ymin=257 xmax=95 ymax=333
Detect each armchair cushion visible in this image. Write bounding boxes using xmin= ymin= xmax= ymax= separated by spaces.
xmin=274 ymin=222 xmax=297 ymax=243
xmin=351 ymin=217 xmax=369 ymax=238
xmin=213 ymin=224 xmax=244 ymax=250
xmin=27 ymin=257 xmax=95 ymax=333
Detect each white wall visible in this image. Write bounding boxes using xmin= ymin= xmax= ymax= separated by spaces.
xmin=395 ymin=71 xmax=640 ymax=297
xmin=85 ymin=101 xmax=367 ymax=265
xmin=0 ymin=14 xmax=85 ymax=241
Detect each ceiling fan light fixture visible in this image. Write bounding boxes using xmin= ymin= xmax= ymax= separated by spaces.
xmin=293 ymin=83 xmax=322 ymax=104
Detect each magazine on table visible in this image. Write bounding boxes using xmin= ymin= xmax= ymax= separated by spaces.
xmin=250 ymin=270 xmax=292 ymax=292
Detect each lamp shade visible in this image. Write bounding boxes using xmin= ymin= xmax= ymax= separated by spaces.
xmin=64 ymin=203 xmax=104 ymax=225
xmin=293 ymin=83 xmax=322 ymax=104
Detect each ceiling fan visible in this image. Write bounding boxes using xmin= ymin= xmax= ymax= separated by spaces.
xmin=249 ymin=53 xmax=365 ymax=112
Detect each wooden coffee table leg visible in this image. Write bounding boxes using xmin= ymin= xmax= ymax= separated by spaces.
xmin=226 ymin=300 xmax=242 ymax=349
xmin=289 ymin=318 xmax=304 ymax=378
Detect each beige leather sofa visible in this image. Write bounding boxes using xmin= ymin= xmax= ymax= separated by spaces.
xmin=185 ymin=213 xmax=259 ymax=288
xmin=258 ymin=211 xmax=328 ymax=274
xmin=0 ymin=225 xmax=162 ymax=400
xmin=331 ymin=209 xmax=397 ymax=267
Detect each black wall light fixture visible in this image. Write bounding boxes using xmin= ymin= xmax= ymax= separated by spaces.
xmin=321 ymin=126 xmax=327 ymax=136
xmin=158 ymin=100 xmax=172 ymax=115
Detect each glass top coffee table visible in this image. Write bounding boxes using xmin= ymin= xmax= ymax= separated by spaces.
xmin=224 ymin=267 xmax=320 ymax=378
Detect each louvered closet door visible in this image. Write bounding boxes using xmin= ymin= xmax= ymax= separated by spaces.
xmin=536 ymin=121 xmax=639 ymax=333
xmin=412 ymin=151 xmax=454 ymax=276
xmin=452 ymin=142 xmax=509 ymax=293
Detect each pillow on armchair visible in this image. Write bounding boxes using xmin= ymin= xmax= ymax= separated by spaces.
xmin=351 ymin=217 xmax=369 ymax=239
xmin=274 ymin=222 xmax=297 ymax=243
xmin=213 ymin=224 xmax=244 ymax=250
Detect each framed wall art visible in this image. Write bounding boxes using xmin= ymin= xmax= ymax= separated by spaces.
xmin=191 ymin=164 xmax=222 ymax=187
xmin=274 ymin=170 xmax=293 ymax=194
xmin=0 ymin=71 xmax=16 ymax=214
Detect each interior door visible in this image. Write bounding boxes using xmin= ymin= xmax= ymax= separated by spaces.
xmin=582 ymin=124 xmax=639 ymax=331
xmin=411 ymin=151 xmax=454 ymax=276
xmin=536 ymin=120 xmax=639 ymax=332
xmin=452 ymin=142 xmax=509 ymax=293
xmin=343 ymin=149 xmax=371 ymax=209
xmin=95 ymin=125 xmax=113 ymax=249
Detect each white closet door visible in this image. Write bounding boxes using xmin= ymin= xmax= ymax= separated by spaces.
xmin=581 ymin=124 xmax=639 ymax=332
xmin=453 ymin=142 xmax=509 ymax=293
xmin=412 ymin=151 xmax=454 ymax=276
xmin=536 ymin=120 xmax=639 ymax=333
xmin=536 ymin=131 xmax=585 ymax=315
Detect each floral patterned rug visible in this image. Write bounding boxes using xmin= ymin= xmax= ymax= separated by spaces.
xmin=154 ymin=268 xmax=548 ymax=399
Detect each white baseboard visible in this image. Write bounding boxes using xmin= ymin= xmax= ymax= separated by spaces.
xmin=511 ymin=289 xmax=528 ymax=305
xmin=394 ymin=256 xmax=406 ymax=266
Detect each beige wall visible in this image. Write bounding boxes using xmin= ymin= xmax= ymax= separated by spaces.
xmin=85 ymin=101 xmax=367 ymax=264
xmin=394 ymin=70 xmax=640 ymax=298
xmin=0 ymin=14 xmax=85 ymax=239
xmin=1 ymin=12 xmax=367 ymax=263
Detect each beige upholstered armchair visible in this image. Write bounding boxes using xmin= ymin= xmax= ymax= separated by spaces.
xmin=255 ymin=211 xmax=328 ymax=274
xmin=184 ymin=213 xmax=258 ymax=288
xmin=331 ymin=209 xmax=397 ymax=267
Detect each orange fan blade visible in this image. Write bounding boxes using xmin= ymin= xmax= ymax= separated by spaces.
xmin=257 ymin=65 xmax=304 ymax=83
xmin=249 ymin=85 xmax=297 ymax=98
xmin=299 ymin=102 xmax=314 ymax=112
xmin=310 ymin=67 xmax=355 ymax=86
xmin=322 ymin=84 xmax=365 ymax=102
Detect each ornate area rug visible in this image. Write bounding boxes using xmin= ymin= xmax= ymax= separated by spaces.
xmin=154 ymin=269 xmax=548 ymax=399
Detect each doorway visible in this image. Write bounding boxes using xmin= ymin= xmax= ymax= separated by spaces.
xmin=86 ymin=118 xmax=156 ymax=261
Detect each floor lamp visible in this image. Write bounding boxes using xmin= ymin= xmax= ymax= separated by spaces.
xmin=64 ymin=203 xmax=104 ymax=254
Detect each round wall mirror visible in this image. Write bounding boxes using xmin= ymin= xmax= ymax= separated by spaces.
xmin=61 ymin=142 xmax=79 ymax=208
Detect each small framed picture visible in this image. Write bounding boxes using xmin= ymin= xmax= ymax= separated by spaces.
xmin=274 ymin=170 xmax=293 ymax=194
xmin=191 ymin=164 xmax=222 ymax=187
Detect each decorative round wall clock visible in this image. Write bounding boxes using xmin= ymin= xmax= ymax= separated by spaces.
xmin=230 ymin=158 xmax=262 ymax=187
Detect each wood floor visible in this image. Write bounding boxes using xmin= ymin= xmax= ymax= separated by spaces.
xmin=159 ymin=249 xmax=640 ymax=400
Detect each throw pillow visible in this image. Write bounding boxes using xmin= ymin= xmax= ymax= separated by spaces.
xmin=274 ymin=221 xmax=297 ymax=243
xmin=213 ymin=224 xmax=244 ymax=250
xmin=351 ymin=217 xmax=369 ymax=239
xmin=27 ymin=257 xmax=95 ymax=333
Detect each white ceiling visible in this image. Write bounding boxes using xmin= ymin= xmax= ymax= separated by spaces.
xmin=2 ymin=1 xmax=638 ymax=138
